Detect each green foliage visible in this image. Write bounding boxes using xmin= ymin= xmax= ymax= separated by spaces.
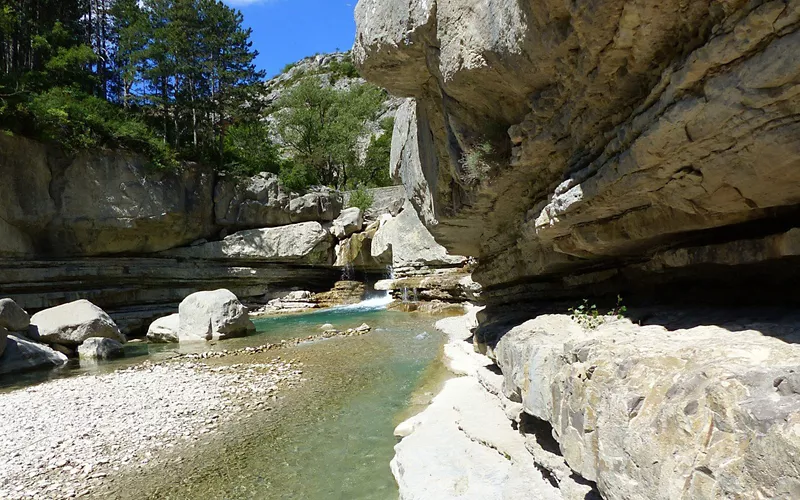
xmin=327 ymin=54 xmax=359 ymax=84
xmin=1 ymin=0 xmax=265 ymax=170
xmin=348 ymin=185 xmax=374 ymax=213
xmin=569 ymin=296 xmax=628 ymax=330
xmin=279 ymin=160 xmax=319 ymax=192
xmin=223 ymin=122 xmax=282 ymax=176
xmin=274 ymin=77 xmax=386 ymax=190
xmin=281 ymin=62 xmax=296 ymax=74
xmin=350 ymin=116 xmax=394 ymax=188
xmin=26 ymin=87 xmax=176 ymax=169
xmin=460 ymin=141 xmax=494 ymax=184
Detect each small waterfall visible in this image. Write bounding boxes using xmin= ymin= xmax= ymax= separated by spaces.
xmin=401 ymin=287 xmax=409 ymax=302
xmin=412 ymin=287 xmax=419 ymax=302
xmin=341 ymin=263 xmax=355 ymax=281
xmin=386 ymin=265 xmax=395 ymax=280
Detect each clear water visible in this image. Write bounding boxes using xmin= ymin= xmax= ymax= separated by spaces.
xmin=4 ymin=300 xmax=451 ymax=500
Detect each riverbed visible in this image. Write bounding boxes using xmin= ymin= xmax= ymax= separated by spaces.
xmin=0 ymin=301 xmax=453 ymax=500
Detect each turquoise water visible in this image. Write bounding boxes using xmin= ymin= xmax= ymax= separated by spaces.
xmin=33 ymin=301 xmax=450 ymax=500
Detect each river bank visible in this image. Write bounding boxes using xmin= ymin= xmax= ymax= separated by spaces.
xmin=0 ymin=304 xmax=449 ymax=500
xmin=0 ymin=358 xmax=302 ymax=500
xmin=390 ymin=307 xmax=600 ymax=500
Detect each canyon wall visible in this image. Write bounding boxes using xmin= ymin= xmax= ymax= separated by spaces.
xmin=355 ymin=1 xmax=800 ymax=499
xmin=0 ymin=134 xmax=352 ymax=332
xmin=355 ymin=0 xmax=800 ymax=318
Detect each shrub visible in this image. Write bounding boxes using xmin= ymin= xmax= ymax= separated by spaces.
xmin=25 ymin=87 xmax=176 ymax=169
xmin=348 ymin=185 xmax=374 ymax=213
xmin=460 ymin=141 xmax=494 ymax=184
xmin=279 ymin=160 xmax=318 ymax=192
xmin=569 ymin=296 xmax=628 ymax=330
xmin=328 ymin=55 xmax=360 ymax=84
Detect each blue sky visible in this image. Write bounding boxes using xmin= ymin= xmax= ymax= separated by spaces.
xmin=224 ymin=0 xmax=358 ymax=77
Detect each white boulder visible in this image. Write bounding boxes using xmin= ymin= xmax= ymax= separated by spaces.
xmin=29 ymin=299 xmax=125 ymax=346
xmin=146 ymin=314 xmax=180 ymax=344
xmin=178 ymin=289 xmax=255 ymax=342
xmin=331 ymin=207 xmax=363 ymax=239
xmin=78 ymin=337 xmax=125 ymax=361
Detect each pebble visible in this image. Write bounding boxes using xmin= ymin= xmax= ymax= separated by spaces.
xmin=0 ymin=357 xmax=302 ymax=499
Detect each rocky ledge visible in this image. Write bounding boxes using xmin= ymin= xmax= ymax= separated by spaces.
xmin=392 ymin=308 xmax=598 ymax=500
xmin=355 ymin=0 xmax=800 ymax=309
xmin=395 ymin=307 xmax=800 ymax=500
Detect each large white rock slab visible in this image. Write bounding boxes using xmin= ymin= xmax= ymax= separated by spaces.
xmin=495 ymin=315 xmax=800 ymax=499
xmin=371 ymin=202 xmax=465 ymax=267
xmin=390 ymin=305 xmax=574 ymax=500
xmin=29 ymin=299 xmax=125 ymax=347
xmin=178 ymin=289 xmax=255 ymax=342
xmin=165 ymin=222 xmax=333 ymax=265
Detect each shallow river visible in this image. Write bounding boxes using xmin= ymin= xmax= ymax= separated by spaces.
xmin=6 ymin=299 xmax=452 ymax=499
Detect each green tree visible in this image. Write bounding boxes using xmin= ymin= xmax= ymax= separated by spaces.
xmin=223 ymin=122 xmax=281 ymax=176
xmin=275 ymin=77 xmax=385 ymax=189
xmin=351 ymin=116 xmax=394 ymax=188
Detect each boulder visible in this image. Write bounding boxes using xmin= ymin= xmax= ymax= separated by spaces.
xmin=371 ymin=202 xmax=465 ymax=268
xmin=215 ymin=172 xmax=343 ymax=230
xmin=50 ymin=343 xmax=75 ymax=358
xmin=178 ymin=289 xmax=255 ymax=342
xmin=331 ymin=207 xmax=363 ymax=239
xmin=334 ymin=220 xmax=383 ymax=269
xmin=78 ymin=337 xmax=125 ymax=361
xmin=29 ymin=300 xmax=125 ymax=347
xmin=0 ymin=298 xmax=30 ymax=332
xmin=146 ymin=314 xmax=180 ymax=344
xmin=0 ymin=327 xmax=6 ymax=357
xmin=494 ymin=314 xmax=800 ymax=499
xmin=165 ymin=222 xmax=334 ymax=265
xmin=0 ymin=334 xmax=68 ymax=375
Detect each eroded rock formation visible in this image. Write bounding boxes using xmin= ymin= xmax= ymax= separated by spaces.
xmin=356 ymin=1 xmax=800 ymax=498
xmin=355 ymin=0 xmax=800 ymax=308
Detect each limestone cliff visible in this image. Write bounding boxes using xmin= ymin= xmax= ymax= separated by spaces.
xmin=355 ymin=0 xmax=800 ymax=310
xmin=356 ymin=1 xmax=800 ymax=499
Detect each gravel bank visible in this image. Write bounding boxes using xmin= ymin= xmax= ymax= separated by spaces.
xmin=0 ymin=358 xmax=302 ymax=500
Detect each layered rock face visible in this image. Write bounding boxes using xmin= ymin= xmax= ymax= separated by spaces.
xmin=494 ymin=314 xmax=800 ymax=499
xmin=357 ymin=1 xmax=800 ymax=499
xmin=215 ymin=173 xmax=343 ymax=230
xmin=0 ymin=134 xmax=215 ymax=257
xmin=355 ymin=0 xmax=800 ymax=306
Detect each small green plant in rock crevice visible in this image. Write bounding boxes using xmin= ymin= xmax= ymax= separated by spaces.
xmin=569 ymin=295 xmax=628 ymax=330
xmin=460 ymin=141 xmax=494 ymax=184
